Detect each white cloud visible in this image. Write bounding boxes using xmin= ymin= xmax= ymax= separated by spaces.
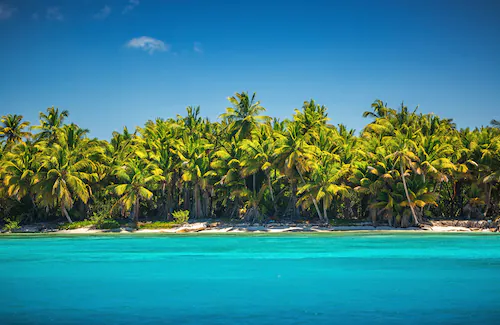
xmin=46 ymin=7 xmax=63 ymax=21
xmin=123 ymin=0 xmax=139 ymax=14
xmin=93 ymin=5 xmax=111 ymax=19
xmin=126 ymin=36 xmax=169 ymax=54
xmin=194 ymin=42 xmax=203 ymax=53
xmin=0 ymin=4 xmax=17 ymax=20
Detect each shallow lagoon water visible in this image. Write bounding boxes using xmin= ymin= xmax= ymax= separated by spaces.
xmin=1 ymin=233 xmax=499 ymax=324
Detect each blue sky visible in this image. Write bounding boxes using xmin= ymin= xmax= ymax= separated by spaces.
xmin=1 ymin=0 xmax=499 ymax=138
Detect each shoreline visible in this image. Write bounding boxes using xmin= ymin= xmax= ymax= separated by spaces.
xmin=2 ymin=221 xmax=498 ymax=235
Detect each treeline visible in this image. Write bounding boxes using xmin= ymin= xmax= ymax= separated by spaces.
xmin=1 ymin=93 xmax=499 ymax=227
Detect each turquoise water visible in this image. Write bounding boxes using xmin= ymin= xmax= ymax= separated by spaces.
xmin=1 ymin=233 xmax=500 ymax=324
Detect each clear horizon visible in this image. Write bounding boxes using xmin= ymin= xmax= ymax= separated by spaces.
xmin=1 ymin=0 xmax=500 ymax=138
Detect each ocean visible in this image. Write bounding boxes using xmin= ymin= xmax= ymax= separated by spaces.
xmin=1 ymin=233 xmax=499 ymax=324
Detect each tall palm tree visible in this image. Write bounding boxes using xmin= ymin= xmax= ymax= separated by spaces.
xmin=0 ymin=114 xmax=31 ymax=144
xmin=275 ymin=122 xmax=322 ymax=220
xmin=32 ymin=106 xmax=69 ymax=142
xmin=386 ymin=131 xmax=420 ymax=225
xmin=219 ymin=92 xmax=269 ymax=141
xmin=298 ymin=156 xmax=350 ymax=224
xmin=110 ymin=158 xmax=164 ymax=222
xmin=34 ymin=143 xmax=97 ymax=223
xmin=172 ymin=134 xmax=214 ymax=219
xmin=2 ymin=141 xmax=39 ymax=202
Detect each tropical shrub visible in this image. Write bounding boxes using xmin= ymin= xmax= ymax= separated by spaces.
xmin=172 ymin=210 xmax=190 ymax=224
xmin=138 ymin=221 xmax=178 ymax=229
xmin=2 ymin=218 xmax=21 ymax=232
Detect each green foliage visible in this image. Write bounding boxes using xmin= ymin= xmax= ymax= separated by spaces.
xmin=2 ymin=218 xmax=21 ymax=232
xmin=2 ymin=97 xmax=500 ymax=230
xmin=97 ymin=219 xmax=120 ymax=230
xmin=58 ymin=220 xmax=94 ymax=230
xmin=138 ymin=221 xmax=178 ymax=229
xmin=172 ymin=210 xmax=190 ymax=224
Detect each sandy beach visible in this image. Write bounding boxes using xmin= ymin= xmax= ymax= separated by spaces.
xmin=18 ymin=220 xmax=494 ymax=235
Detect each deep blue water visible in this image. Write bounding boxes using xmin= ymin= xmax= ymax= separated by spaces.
xmin=1 ymin=233 xmax=500 ymax=324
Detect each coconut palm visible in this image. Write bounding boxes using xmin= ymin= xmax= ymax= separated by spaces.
xmin=32 ymin=106 xmax=69 ymax=142
xmin=0 ymin=114 xmax=31 ymax=145
xmin=219 ymin=92 xmax=269 ymax=141
xmin=34 ymin=143 xmax=97 ymax=223
xmin=110 ymin=157 xmax=164 ymax=222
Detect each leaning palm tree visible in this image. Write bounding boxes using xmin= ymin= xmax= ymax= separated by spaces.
xmin=386 ymin=131 xmax=421 ymax=225
xmin=0 ymin=114 xmax=31 ymax=145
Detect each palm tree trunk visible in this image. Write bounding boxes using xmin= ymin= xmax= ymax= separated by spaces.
xmin=296 ymin=167 xmax=323 ymax=222
xmin=134 ymin=198 xmax=140 ymax=223
xmin=61 ymin=204 xmax=73 ymax=223
xmin=484 ymin=183 xmax=492 ymax=217
xmin=322 ymin=200 xmax=328 ymax=225
xmin=30 ymin=196 xmax=38 ymax=222
xmin=400 ymin=163 xmax=419 ymax=225
xmin=194 ymin=183 xmax=202 ymax=219
xmin=267 ymin=174 xmax=278 ymax=213
xmin=253 ymin=174 xmax=256 ymax=195
xmin=183 ymin=184 xmax=190 ymax=211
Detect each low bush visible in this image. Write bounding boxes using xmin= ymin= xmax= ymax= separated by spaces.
xmin=172 ymin=210 xmax=190 ymax=224
xmin=97 ymin=219 xmax=121 ymax=230
xmin=58 ymin=220 xmax=94 ymax=230
xmin=2 ymin=218 xmax=21 ymax=232
xmin=138 ymin=221 xmax=178 ymax=229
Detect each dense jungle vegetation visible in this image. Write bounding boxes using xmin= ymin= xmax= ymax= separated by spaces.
xmin=1 ymin=93 xmax=499 ymax=228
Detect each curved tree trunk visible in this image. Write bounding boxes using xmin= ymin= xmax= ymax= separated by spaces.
xmin=296 ymin=167 xmax=323 ymax=222
xmin=322 ymin=200 xmax=329 ymax=225
xmin=134 ymin=198 xmax=140 ymax=223
xmin=267 ymin=173 xmax=278 ymax=213
xmin=61 ymin=204 xmax=73 ymax=223
xmin=401 ymin=163 xmax=419 ymax=225
xmin=484 ymin=183 xmax=492 ymax=218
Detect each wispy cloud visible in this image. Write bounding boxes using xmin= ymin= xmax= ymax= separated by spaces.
xmin=194 ymin=42 xmax=203 ymax=53
xmin=123 ymin=0 xmax=139 ymax=14
xmin=93 ymin=5 xmax=111 ymax=19
xmin=46 ymin=7 xmax=63 ymax=21
xmin=0 ymin=3 xmax=17 ymax=20
xmin=126 ymin=36 xmax=169 ymax=54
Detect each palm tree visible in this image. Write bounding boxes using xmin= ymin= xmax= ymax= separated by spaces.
xmin=2 ymin=141 xmax=39 ymax=202
xmin=386 ymin=131 xmax=420 ymax=225
xmin=34 ymin=143 xmax=97 ymax=223
xmin=239 ymin=132 xmax=278 ymax=212
xmin=275 ymin=122 xmax=323 ymax=220
xmin=172 ymin=134 xmax=214 ymax=219
xmin=0 ymin=114 xmax=31 ymax=145
xmin=362 ymin=100 xmax=395 ymax=119
xmin=298 ymin=156 xmax=350 ymax=224
xmin=219 ymin=92 xmax=269 ymax=141
xmin=32 ymin=106 xmax=69 ymax=142
xmin=110 ymin=158 xmax=164 ymax=222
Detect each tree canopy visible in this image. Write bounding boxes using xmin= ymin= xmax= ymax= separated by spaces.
xmin=1 ymin=93 xmax=499 ymax=227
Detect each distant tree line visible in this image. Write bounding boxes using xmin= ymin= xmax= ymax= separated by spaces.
xmin=1 ymin=93 xmax=499 ymax=227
